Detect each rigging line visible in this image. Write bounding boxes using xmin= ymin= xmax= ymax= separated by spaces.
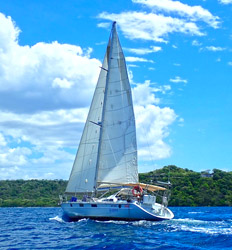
xmin=89 ymin=120 xmax=102 ymax=127
xmin=99 ymin=66 xmax=108 ymax=72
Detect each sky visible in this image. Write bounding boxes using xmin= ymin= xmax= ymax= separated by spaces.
xmin=0 ymin=0 xmax=232 ymax=180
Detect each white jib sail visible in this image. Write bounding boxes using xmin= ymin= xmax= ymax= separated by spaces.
xmin=65 ymin=42 xmax=110 ymax=194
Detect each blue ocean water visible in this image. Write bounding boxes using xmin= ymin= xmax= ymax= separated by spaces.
xmin=0 ymin=207 xmax=231 ymax=250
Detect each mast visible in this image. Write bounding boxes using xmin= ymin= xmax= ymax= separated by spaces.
xmin=93 ymin=21 xmax=116 ymax=193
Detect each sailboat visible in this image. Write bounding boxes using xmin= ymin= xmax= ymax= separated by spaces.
xmin=61 ymin=22 xmax=174 ymax=221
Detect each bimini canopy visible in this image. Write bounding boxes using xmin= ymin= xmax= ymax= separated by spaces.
xmin=97 ymin=182 xmax=166 ymax=192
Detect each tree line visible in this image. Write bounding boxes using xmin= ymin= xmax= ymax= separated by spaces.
xmin=140 ymin=165 xmax=232 ymax=206
xmin=0 ymin=166 xmax=231 ymax=207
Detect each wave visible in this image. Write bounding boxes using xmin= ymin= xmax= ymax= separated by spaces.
xmin=188 ymin=212 xmax=203 ymax=214
xmin=171 ymin=218 xmax=232 ymax=235
xmin=49 ymin=216 xmax=65 ymax=223
xmin=95 ymin=219 xmax=152 ymax=226
xmin=173 ymin=218 xmax=208 ymax=224
xmin=96 ymin=220 xmax=129 ymax=225
xmin=179 ymin=225 xmax=232 ymax=235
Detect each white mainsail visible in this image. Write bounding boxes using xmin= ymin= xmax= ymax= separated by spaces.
xmin=97 ymin=24 xmax=138 ymax=185
xmin=65 ymin=22 xmax=138 ymax=194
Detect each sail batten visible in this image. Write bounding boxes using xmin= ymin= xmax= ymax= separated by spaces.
xmin=65 ymin=22 xmax=138 ymax=194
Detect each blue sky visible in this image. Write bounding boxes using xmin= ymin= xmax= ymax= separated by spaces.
xmin=0 ymin=0 xmax=231 ymax=180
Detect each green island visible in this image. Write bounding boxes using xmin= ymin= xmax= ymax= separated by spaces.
xmin=0 ymin=166 xmax=231 ymax=207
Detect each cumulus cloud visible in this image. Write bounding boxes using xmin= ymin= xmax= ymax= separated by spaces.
xmin=0 ymin=13 xmax=101 ymax=113
xmin=52 ymin=78 xmax=74 ymax=89
xmin=135 ymin=105 xmax=176 ymax=160
xmin=0 ymin=108 xmax=88 ymax=179
xmin=131 ymin=79 xmax=176 ymax=162
xmin=0 ymin=13 xmax=100 ymax=179
xmin=98 ymin=0 xmax=219 ymax=43
xmin=0 ymin=133 xmax=7 ymax=146
xmin=133 ymin=81 xmax=160 ymax=106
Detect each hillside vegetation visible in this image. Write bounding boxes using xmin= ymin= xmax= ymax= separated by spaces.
xmin=140 ymin=166 xmax=232 ymax=206
xmin=0 ymin=166 xmax=231 ymax=207
xmin=0 ymin=179 xmax=67 ymax=207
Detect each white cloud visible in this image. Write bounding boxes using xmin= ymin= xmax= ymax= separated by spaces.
xmin=0 ymin=13 xmax=101 ymax=113
xmin=219 ymin=0 xmax=232 ymax=4
xmin=0 ymin=12 xmax=100 ymax=179
xmin=178 ymin=117 xmax=184 ymax=127
xmin=133 ymin=0 xmax=219 ymax=28
xmin=127 ymin=74 xmax=176 ymax=162
xmin=135 ymin=105 xmax=176 ymax=160
xmin=97 ymin=22 xmax=111 ymax=28
xmin=0 ymin=146 xmax=32 ymax=167
xmin=0 ymin=108 xmax=88 ymax=146
xmin=125 ymin=46 xmax=162 ymax=55
xmin=170 ymin=76 xmax=188 ymax=83
xmin=205 ymin=46 xmax=226 ymax=51
xmin=126 ymin=56 xmax=154 ymax=63
xmin=99 ymin=11 xmax=204 ymax=43
xmin=133 ymin=81 xmax=160 ymax=106
xmin=0 ymin=13 xmax=20 ymax=51
xmin=0 ymin=108 xmax=87 ymax=179
xmin=0 ymin=133 xmax=7 ymax=146
xmin=98 ymin=0 xmax=219 ymax=43
xmin=52 ymin=78 xmax=74 ymax=89
xmin=128 ymin=64 xmax=140 ymax=68
xmin=192 ymin=40 xmax=202 ymax=46
xmin=131 ymin=81 xmax=176 ymax=162
xmin=228 ymin=62 xmax=232 ymax=66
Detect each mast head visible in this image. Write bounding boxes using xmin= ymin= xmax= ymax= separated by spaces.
xmin=112 ymin=21 xmax=116 ymax=29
